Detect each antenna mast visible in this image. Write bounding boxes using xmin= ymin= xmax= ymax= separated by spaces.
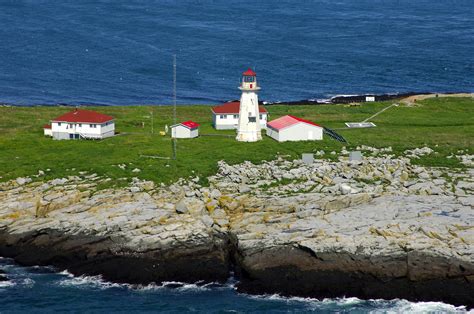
xmin=172 ymin=54 xmax=177 ymax=160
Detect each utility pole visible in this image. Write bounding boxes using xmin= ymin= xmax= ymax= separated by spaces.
xmin=172 ymin=54 xmax=177 ymax=160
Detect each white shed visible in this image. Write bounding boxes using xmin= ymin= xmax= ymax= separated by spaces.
xmin=171 ymin=120 xmax=200 ymax=138
xmin=43 ymin=124 xmax=52 ymax=137
xmin=266 ymin=115 xmax=323 ymax=142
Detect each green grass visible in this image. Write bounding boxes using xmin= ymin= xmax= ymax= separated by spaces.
xmin=0 ymin=97 xmax=472 ymax=188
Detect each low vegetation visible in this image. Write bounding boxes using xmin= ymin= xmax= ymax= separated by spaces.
xmin=0 ymin=97 xmax=472 ymax=188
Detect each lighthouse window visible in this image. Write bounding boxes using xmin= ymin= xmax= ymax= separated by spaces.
xmin=248 ymin=117 xmax=256 ymax=122
xmin=244 ymin=76 xmax=255 ymax=83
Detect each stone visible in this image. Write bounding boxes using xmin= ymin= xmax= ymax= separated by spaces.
xmin=51 ymin=178 xmax=68 ymax=186
xmin=349 ymin=151 xmax=362 ymax=161
xmin=129 ymin=186 xmax=140 ymax=193
xmin=210 ymin=189 xmax=221 ymax=199
xmin=302 ymin=153 xmax=314 ymax=165
xmin=16 ymin=177 xmax=31 ymax=185
xmin=201 ymin=215 xmax=214 ymax=227
xmin=175 ymin=200 xmax=189 ymax=214
xmin=239 ymin=184 xmax=251 ymax=193
xmin=340 ymin=184 xmax=351 ymax=195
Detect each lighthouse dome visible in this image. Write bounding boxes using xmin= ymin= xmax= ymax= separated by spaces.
xmin=240 ymin=68 xmax=259 ymax=91
xmin=242 ymin=68 xmax=256 ymax=76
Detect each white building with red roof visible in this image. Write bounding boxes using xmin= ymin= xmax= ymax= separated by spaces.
xmin=44 ymin=108 xmax=115 ymax=140
xmin=211 ymin=101 xmax=268 ymax=130
xmin=266 ymin=115 xmax=323 ymax=142
xmin=171 ymin=120 xmax=200 ymax=138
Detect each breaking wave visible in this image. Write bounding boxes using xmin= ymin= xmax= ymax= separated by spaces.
xmin=56 ymin=270 xmax=236 ymax=293
xmin=1 ymin=260 xmax=472 ymax=312
xmin=245 ymin=294 xmax=471 ymax=313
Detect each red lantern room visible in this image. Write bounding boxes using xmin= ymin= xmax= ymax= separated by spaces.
xmin=240 ymin=68 xmax=259 ymax=90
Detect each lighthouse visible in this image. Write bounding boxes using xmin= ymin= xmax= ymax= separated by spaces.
xmin=236 ymin=68 xmax=262 ymax=142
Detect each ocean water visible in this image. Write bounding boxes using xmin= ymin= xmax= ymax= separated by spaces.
xmin=0 ymin=0 xmax=473 ymax=106
xmin=0 ymin=258 xmax=471 ymax=313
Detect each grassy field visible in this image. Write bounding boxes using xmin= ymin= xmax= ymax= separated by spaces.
xmin=0 ymin=97 xmax=472 ymax=188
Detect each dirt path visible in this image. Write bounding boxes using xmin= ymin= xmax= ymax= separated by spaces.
xmin=401 ymin=93 xmax=474 ymax=104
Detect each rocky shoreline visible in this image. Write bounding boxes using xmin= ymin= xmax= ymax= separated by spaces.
xmin=0 ymin=147 xmax=473 ymax=307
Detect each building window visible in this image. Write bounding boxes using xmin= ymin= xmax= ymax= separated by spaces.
xmin=233 ymin=115 xmax=238 ymax=119
xmin=58 ymin=122 xmax=61 ymax=126
xmin=244 ymin=76 xmax=255 ymax=83
xmin=259 ymin=114 xmax=263 ymax=119
xmin=78 ymin=124 xmax=82 ymax=127
xmin=220 ymin=115 xmax=226 ymax=119
xmin=90 ymin=124 xmax=96 ymax=128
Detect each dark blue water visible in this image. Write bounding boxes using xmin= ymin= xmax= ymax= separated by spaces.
xmin=0 ymin=0 xmax=473 ymax=105
xmin=0 ymin=258 xmax=469 ymax=313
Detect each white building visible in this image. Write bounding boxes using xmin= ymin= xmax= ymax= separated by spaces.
xmin=171 ymin=120 xmax=200 ymax=138
xmin=236 ymin=68 xmax=262 ymax=142
xmin=212 ymin=101 xmax=267 ymax=130
xmin=266 ymin=115 xmax=323 ymax=142
xmin=44 ymin=109 xmax=115 ymax=140
xmin=43 ymin=124 xmax=52 ymax=137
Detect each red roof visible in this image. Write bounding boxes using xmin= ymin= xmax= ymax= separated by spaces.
xmin=181 ymin=120 xmax=200 ymax=129
xmin=267 ymin=115 xmax=322 ymax=131
xmin=243 ymin=68 xmax=256 ymax=76
xmin=43 ymin=124 xmax=51 ymax=129
xmin=52 ymin=109 xmax=114 ymax=123
xmin=212 ymin=101 xmax=268 ymax=114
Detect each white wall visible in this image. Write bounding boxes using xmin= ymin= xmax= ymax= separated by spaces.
xmin=51 ymin=120 xmax=115 ymax=139
xmin=172 ymin=125 xmax=198 ymax=138
xmin=266 ymin=126 xmax=280 ymax=141
xmin=267 ymin=123 xmax=323 ymax=142
xmin=213 ymin=113 xmax=267 ymax=130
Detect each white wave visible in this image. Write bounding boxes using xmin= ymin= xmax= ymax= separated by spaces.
xmin=315 ymin=98 xmax=332 ymax=103
xmin=242 ymin=293 xmax=470 ymax=313
xmin=330 ymin=94 xmax=360 ymax=98
xmin=57 ymin=274 xmax=124 ymax=290
xmin=18 ymin=278 xmax=35 ymax=288
xmin=58 ymin=269 xmax=74 ymax=277
xmin=383 ymin=299 xmax=469 ymax=314
xmin=0 ymin=280 xmax=15 ymax=288
xmin=245 ymin=292 xmax=321 ymax=304
xmin=133 ymin=280 xmax=233 ymax=293
xmin=55 ymin=272 xmax=233 ymax=293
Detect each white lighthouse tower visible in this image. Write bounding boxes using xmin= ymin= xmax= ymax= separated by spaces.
xmin=236 ymin=68 xmax=262 ymax=142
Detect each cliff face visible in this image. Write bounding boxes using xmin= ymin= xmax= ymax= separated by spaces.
xmin=229 ymin=194 xmax=473 ymax=306
xmin=0 ymin=151 xmax=473 ymax=306
xmin=0 ymin=178 xmax=230 ymax=284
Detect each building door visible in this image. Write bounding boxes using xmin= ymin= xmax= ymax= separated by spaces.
xmin=69 ymin=134 xmax=73 ymax=139
xmin=308 ymin=131 xmax=313 ymax=140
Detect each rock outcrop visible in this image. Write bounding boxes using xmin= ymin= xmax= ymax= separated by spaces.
xmin=0 ymin=150 xmax=473 ymax=306
xmin=0 ymin=177 xmax=230 ymax=284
